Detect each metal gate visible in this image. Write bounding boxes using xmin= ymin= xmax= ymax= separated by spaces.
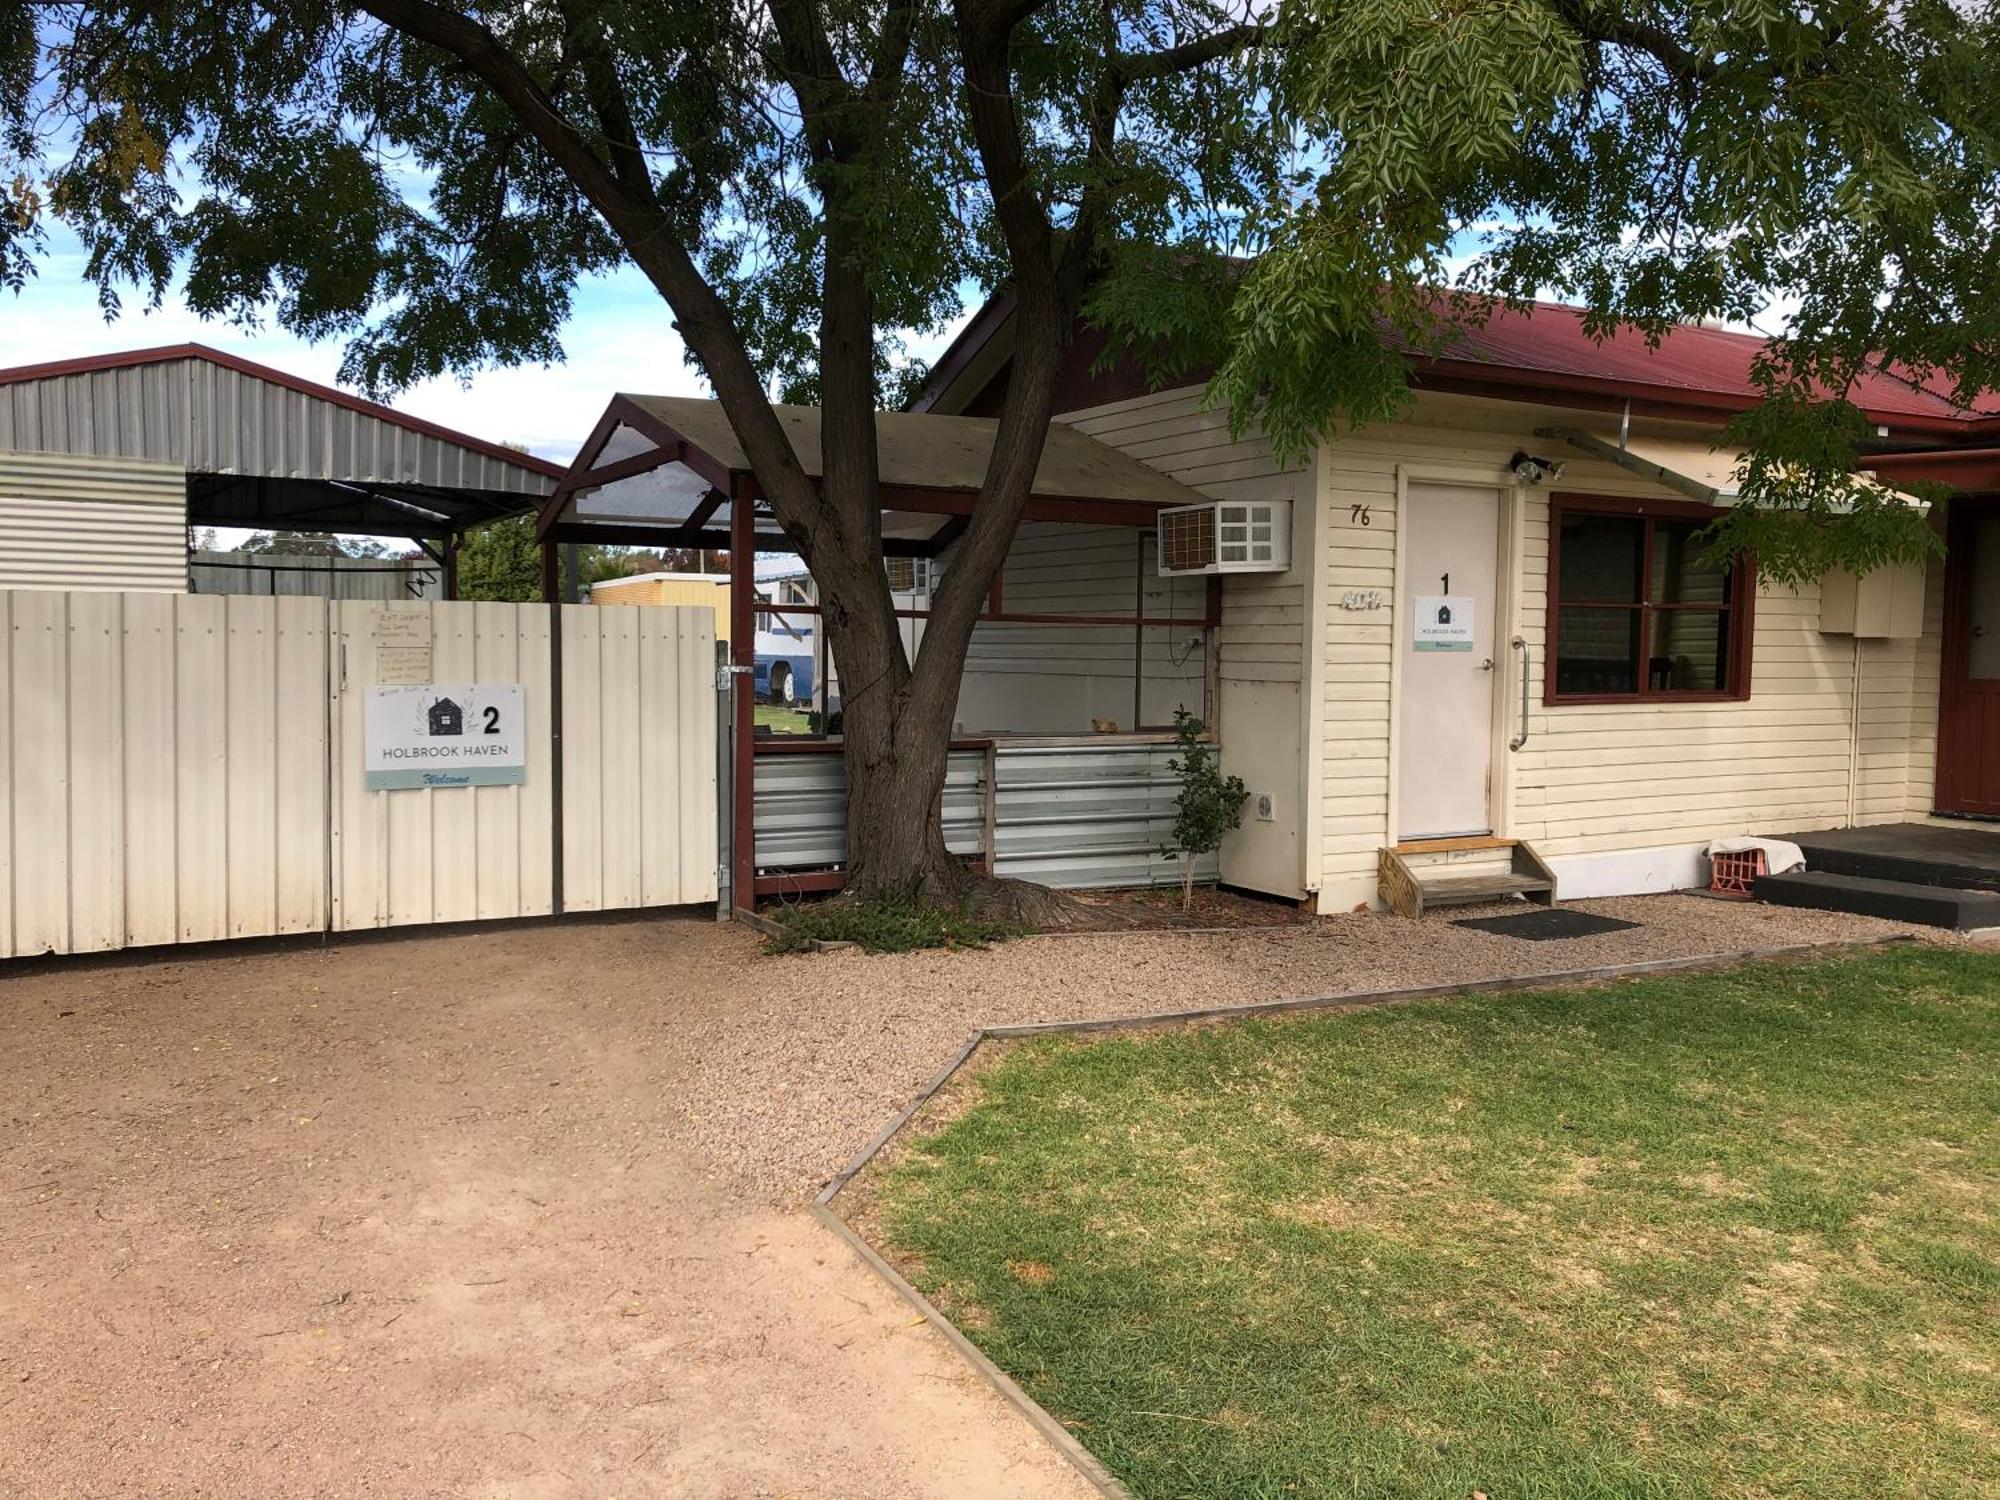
xmin=0 ymin=590 xmax=717 ymax=958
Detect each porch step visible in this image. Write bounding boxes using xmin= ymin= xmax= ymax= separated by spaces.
xmin=1379 ymin=839 xmax=1558 ymax=920
xmin=1784 ymin=825 xmax=2000 ymax=894
xmin=1416 ymin=872 xmax=1555 ymax=906
xmin=1754 ymin=869 xmax=2000 ymax=932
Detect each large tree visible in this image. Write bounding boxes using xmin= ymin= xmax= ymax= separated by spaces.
xmin=4 ymin=0 xmax=1995 ymax=904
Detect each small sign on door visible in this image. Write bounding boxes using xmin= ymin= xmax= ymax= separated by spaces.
xmin=1412 ymin=595 xmax=1475 ymax=652
xmin=366 ymin=684 xmax=527 ymax=789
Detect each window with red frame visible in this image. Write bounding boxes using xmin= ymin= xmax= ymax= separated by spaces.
xmin=1547 ymin=497 xmax=1754 ymax=703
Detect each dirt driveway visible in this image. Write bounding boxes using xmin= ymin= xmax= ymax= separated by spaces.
xmin=0 ymin=898 xmax=1914 ymax=1497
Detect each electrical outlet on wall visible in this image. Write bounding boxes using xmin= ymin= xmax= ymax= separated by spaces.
xmin=1255 ymin=792 xmax=1275 ymax=822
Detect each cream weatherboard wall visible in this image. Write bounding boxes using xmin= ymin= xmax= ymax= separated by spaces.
xmin=1307 ymin=392 xmax=1944 ymax=911
xmin=1059 ymin=389 xmax=1316 ymax=898
xmin=951 ymin=520 xmax=1210 ymax=735
xmin=1 ymin=592 xmax=717 ymax=959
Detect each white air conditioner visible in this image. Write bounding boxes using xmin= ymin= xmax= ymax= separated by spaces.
xmin=1156 ymin=500 xmax=1291 ymax=576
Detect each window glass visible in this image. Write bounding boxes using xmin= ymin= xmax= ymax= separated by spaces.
xmin=1559 ymin=512 xmax=1643 ymax=603
xmin=1650 ymin=519 xmax=1730 ymax=606
xmin=1555 ymin=606 xmax=1642 ymax=696
xmin=1650 ymin=609 xmax=1731 ymax=692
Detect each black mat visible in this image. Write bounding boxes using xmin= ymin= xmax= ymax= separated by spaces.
xmin=1452 ymin=908 xmax=1641 ymax=941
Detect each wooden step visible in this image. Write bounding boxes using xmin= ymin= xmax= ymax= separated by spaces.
xmin=1393 ymin=834 xmax=1519 ymax=855
xmin=1378 ymin=839 xmax=1559 ymax=919
xmin=1416 ymin=872 xmax=1555 ymax=907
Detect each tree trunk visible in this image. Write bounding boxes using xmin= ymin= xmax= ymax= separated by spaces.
xmin=816 ymin=566 xmax=969 ymax=904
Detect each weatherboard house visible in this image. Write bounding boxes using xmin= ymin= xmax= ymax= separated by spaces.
xmin=536 ymin=292 xmax=2000 ymax=920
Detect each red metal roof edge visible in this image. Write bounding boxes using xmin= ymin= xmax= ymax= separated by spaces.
xmin=917 ymin=293 xmax=2000 ymax=438
xmin=0 ymin=342 xmax=569 ymax=481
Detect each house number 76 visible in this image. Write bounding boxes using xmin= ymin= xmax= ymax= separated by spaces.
xmin=1349 ymin=504 xmax=1371 ymax=526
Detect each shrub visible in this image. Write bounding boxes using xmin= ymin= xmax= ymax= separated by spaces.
xmin=1161 ymin=708 xmax=1247 ymax=909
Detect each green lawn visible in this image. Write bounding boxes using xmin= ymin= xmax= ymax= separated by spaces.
xmin=754 ymin=703 xmax=813 ymax=734
xmin=870 ymin=946 xmax=2000 ymax=1499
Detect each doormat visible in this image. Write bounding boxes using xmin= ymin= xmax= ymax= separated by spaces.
xmin=1452 ymin=908 xmax=1641 ymax=941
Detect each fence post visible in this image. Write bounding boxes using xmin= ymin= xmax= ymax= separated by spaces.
xmin=549 ymin=600 xmax=565 ymax=918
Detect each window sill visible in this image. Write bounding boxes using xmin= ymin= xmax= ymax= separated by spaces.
xmin=1546 ymin=691 xmax=1751 ymax=707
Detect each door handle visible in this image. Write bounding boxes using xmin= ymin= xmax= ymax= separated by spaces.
xmin=1480 ymin=657 xmax=1495 ymax=671
xmin=1509 ymin=636 xmax=1530 ymax=750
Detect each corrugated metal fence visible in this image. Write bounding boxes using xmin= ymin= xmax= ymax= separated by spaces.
xmin=190 ymin=549 xmax=443 ymax=600
xmin=0 ymin=591 xmax=717 ymax=958
xmin=0 ymin=451 xmax=188 ymax=593
xmin=750 ymin=735 xmax=1213 ymax=896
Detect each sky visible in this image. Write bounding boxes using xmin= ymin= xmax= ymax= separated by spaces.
xmin=4 ymin=223 xmax=973 ymax=471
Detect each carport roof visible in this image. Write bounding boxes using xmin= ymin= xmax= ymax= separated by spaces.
xmin=621 ymin=394 xmax=1206 ymax=505
xmin=542 ymin=393 xmax=1211 ymax=554
xmin=0 ymin=344 xmax=564 ymax=540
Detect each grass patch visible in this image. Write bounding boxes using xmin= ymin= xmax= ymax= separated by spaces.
xmin=754 ymin=703 xmax=813 ymax=735
xmin=765 ymin=894 xmax=1021 ymax=954
xmin=871 ymin=945 xmax=2000 ymax=1498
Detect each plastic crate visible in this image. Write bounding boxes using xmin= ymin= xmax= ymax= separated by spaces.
xmin=1708 ymin=848 xmax=1767 ymax=899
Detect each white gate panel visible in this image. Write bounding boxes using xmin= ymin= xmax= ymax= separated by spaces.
xmin=2 ymin=591 xmax=716 ymax=959
xmin=330 ymin=600 xmax=556 ymax=931
xmin=0 ymin=591 xmax=328 ymax=957
xmin=561 ymin=604 xmax=717 ymax=912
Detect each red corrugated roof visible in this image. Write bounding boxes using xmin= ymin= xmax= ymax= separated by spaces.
xmin=921 ymin=287 xmax=2000 ymax=441
xmin=1419 ymin=300 xmax=1992 ymax=430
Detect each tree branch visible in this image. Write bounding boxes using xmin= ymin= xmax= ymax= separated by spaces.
xmin=1110 ymin=23 xmax=1271 ymax=85
xmin=353 ymin=0 xmax=828 ymax=553
xmin=554 ymin=0 xmax=656 ymax=202
xmin=1549 ymin=0 xmax=1713 ymax=82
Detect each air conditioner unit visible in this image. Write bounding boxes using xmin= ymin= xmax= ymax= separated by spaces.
xmin=1157 ymin=500 xmax=1291 ymax=576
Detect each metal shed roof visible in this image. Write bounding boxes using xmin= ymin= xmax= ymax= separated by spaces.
xmin=0 ymin=345 xmax=564 ymax=539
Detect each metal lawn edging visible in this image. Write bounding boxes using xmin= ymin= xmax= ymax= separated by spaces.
xmin=811 ymin=931 xmax=1920 ymax=1500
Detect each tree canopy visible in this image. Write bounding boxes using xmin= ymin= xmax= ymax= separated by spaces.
xmin=1199 ymin=0 xmax=2000 ymax=582
xmin=5 ymin=0 xmax=1996 ymax=895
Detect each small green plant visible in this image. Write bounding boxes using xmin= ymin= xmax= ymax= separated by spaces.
xmin=1161 ymin=708 xmax=1247 ymax=910
xmin=765 ymin=894 xmax=1020 ymax=954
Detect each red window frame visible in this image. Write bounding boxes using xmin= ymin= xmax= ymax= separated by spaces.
xmin=1544 ymin=493 xmax=1756 ymax=706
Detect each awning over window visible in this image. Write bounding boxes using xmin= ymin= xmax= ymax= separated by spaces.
xmin=1541 ymin=425 xmax=1928 ymax=511
xmin=1538 ymin=426 xmax=1746 ymax=505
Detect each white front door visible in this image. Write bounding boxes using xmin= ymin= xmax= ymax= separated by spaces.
xmin=1397 ymin=484 xmax=1502 ymax=840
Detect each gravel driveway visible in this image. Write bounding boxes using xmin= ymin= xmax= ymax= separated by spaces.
xmin=0 ymin=895 xmax=1918 ymax=1496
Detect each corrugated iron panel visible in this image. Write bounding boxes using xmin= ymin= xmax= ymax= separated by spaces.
xmin=753 ymin=749 xmax=986 ymax=884
xmin=328 ymin=600 xmax=717 ymax=930
xmin=0 ymin=450 xmax=187 ymax=592
xmin=189 ymin=549 xmax=443 ymax=600
xmin=0 ymin=589 xmax=330 ymax=957
xmin=991 ymin=740 xmax=1216 ymax=890
xmin=558 ymin=604 xmax=720 ymax=912
xmin=749 ymin=737 xmax=1214 ymax=893
xmin=183 ymin=361 xmax=545 ymax=491
xmin=0 ymin=363 xmax=191 ymax=462
xmin=0 ymin=358 xmax=550 ymax=493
